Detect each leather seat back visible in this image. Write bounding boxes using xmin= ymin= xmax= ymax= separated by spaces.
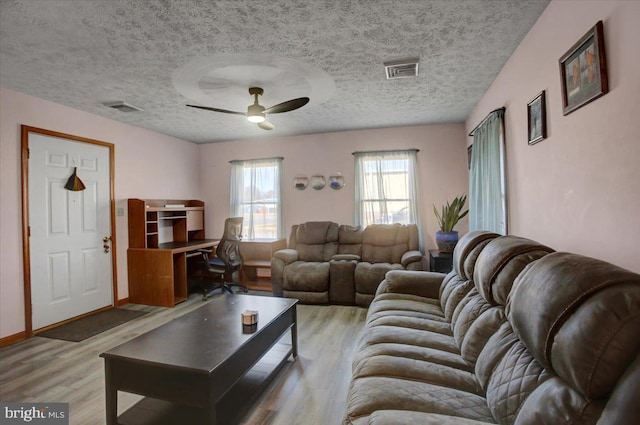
xmin=292 ymin=221 xmax=339 ymax=262
xmin=361 ymin=224 xmax=418 ymax=264
xmin=439 ymin=231 xmax=501 ymax=321
xmin=477 ymin=252 xmax=640 ymax=425
xmin=338 ymin=224 xmax=363 ymax=256
xmin=450 ymin=236 xmax=554 ymax=364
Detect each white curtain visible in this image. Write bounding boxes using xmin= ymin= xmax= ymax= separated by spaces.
xmin=354 ymin=149 xmax=422 ymax=248
xmin=230 ymin=157 xmax=284 ymax=240
xmin=469 ymin=109 xmax=507 ymax=234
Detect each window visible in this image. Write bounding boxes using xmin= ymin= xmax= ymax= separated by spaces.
xmin=469 ymin=109 xmax=507 ymax=234
xmin=354 ymin=150 xmax=420 ymax=228
xmin=230 ymin=157 xmax=283 ymax=239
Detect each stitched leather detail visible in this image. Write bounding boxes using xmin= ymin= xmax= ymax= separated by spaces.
xmin=442 ymin=281 xmax=475 ymax=324
xmin=450 ymin=287 xmax=478 ymax=326
xmin=453 ymin=294 xmax=492 ymax=347
xmin=486 ymin=340 xmax=551 ymax=425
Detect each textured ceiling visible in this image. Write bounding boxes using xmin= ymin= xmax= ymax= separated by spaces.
xmin=0 ymin=0 xmax=550 ymax=144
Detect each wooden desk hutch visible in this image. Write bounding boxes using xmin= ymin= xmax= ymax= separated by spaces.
xmin=127 ymin=199 xmax=218 ymax=307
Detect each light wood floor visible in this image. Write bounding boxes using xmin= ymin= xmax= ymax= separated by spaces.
xmin=0 ymin=293 xmax=367 ymax=425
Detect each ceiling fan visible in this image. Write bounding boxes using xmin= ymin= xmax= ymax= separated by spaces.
xmin=186 ymin=87 xmax=309 ymax=130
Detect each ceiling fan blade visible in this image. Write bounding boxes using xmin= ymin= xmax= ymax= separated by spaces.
xmin=186 ymin=104 xmax=245 ymax=116
xmin=258 ymin=121 xmax=275 ymax=131
xmin=264 ymin=97 xmax=309 ymax=114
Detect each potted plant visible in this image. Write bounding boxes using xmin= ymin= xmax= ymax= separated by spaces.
xmin=433 ymin=195 xmax=469 ymax=252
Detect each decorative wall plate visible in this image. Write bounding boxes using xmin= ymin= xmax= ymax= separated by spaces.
xmin=329 ymin=174 xmax=345 ymax=190
xmin=310 ymin=175 xmax=326 ymax=190
xmin=294 ymin=175 xmax=308 ymax=190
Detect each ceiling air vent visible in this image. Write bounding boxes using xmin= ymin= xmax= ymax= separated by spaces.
xmin=384 ymin=58 xmax=419 ymax=80
xmin=102 ymin=101 xmax=144 ymax=113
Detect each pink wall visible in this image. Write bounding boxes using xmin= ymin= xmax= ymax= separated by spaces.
xmin=465 ymin=0 xmax=640 ymax=273
xmin=198 ymin=124 xmax=469 ymax=248
xmin=0 ymin=88 xmax=201 ymax=338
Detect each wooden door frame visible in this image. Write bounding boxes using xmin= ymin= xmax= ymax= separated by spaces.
xmin=21 ymin=125 xmax=118 ymax=337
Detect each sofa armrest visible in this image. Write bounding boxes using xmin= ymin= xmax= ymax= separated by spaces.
xmin=273 ymin=248 xmax=299 ymax=264
xmin=271 ymin=249 xmax=299 ymax=297
xmin=331 ymin=254 xmax=361 ymax=262
xmin=376 ymin=270 xmax=445 ymax=299
xmin=401 ymin=250 xmax=423 ymax=268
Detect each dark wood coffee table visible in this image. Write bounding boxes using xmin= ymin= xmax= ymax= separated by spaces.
xmin=100 ymin=294 xmax=298 ymax=425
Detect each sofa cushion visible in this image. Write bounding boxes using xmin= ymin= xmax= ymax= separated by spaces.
xmin=514 ymin=378 xmax=607 ymax=425
xmin=339 ymin=224 xmax=363 ymax=255
xmin=282 ymin=261 xmax=329 ymax=292
xmin=352 ymin=343 xmax=473 ymax=374
xmin=366 ymin=313 xmax=451 ymax=334
xmin=452 ymin=230 xmax=501 ymax=281
xmin=452 ymin=291 xmax=493 ymax=348
xmin=441 ymin=274 xmax=475 ymax=321
xmin=377 ymin=270 xmax=444 ymax=300
xmin=355 ymin=262 xmax=404 ymax=296
xmin=473 ymin=236 xmax=554 ymax=306
xmin=352 ymin=355 xmax=481 ymax=395
xmin=366 ymin=296 xmax=446 ymax=322
xmin=361 ymin=224 xmax=418 ymax=264
xmin=294 ymin=221 xmax=339 ymax=261
xmin=346 ymin=377 xmax=494 ymax=424
xmin=485 ymin=338 xmax=552 ymax=424
xmin=357 ymin=410 xmax=496 ymax=425
xmin=460 ymin=307 xmax=506 ymax=364
xmin=507 ymin=252 xmax=640 ymax=399
xmin=358 ymin=325 xmax=459 ymax=354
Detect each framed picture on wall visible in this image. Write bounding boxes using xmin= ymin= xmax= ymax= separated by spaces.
xmin=559 ymin=20 xmax=608 ymax=115
xmin=527 ymin=90 xmax=546 ymax=145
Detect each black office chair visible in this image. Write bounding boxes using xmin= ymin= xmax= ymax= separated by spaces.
xmin=198 ymin=217 xmax=248 ymax=300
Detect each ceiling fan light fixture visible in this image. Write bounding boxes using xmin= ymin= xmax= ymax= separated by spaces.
xmin=247 ymin=102 xmax=266 ymax=123
xmin=247 ymin=114 xmax=265 ymax=123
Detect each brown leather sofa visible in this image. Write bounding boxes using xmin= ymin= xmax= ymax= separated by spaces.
xmin=344 ymin=230 xmax=640 ymax=425
xmin=271 ymin=221 xmax=423 ymax=306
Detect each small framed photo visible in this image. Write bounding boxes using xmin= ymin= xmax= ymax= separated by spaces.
xmin=527 ymin=90 xmax=546 ymax=145
xmin=559 ymin=20 xmax=608 ymax=115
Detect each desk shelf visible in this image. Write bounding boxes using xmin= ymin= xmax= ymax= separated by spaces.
xmin=127 ymin=199 xmax=210 ymax=307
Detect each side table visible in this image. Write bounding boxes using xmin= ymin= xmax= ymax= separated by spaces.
xmin=429 ymin=249 xmax=453 ymax=273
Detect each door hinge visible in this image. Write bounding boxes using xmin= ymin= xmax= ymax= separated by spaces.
xmin=27 ymin=148 xmax=30 ymax=159
xmin=28 ymin=226 xmax=31 ymax=237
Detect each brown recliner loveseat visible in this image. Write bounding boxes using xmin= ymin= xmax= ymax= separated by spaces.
xmin=271 ymin=221 xmax=423 ymax=306
xmin=344 ymin=230 xmax=640 ymax=424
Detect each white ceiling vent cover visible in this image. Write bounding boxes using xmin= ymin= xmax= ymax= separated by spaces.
xmin=384 ymin=59 xmax=419 ymax=79
xmin=102 ymin=101 xmax=144 ymax=113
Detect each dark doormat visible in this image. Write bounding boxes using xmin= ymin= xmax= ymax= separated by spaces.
xmin=37 ymin=308 xmax=147 ymax=342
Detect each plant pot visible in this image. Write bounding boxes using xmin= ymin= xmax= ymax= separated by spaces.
xmin=436 ymin=231 xmax=459 ymax=252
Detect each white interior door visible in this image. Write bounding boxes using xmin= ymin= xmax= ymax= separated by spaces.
xmin=28 ymin=132 xmax=114 ymax=330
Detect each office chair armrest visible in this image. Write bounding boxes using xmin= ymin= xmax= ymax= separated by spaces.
xmin=272 ymin=249 xmax=299 ymax=264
